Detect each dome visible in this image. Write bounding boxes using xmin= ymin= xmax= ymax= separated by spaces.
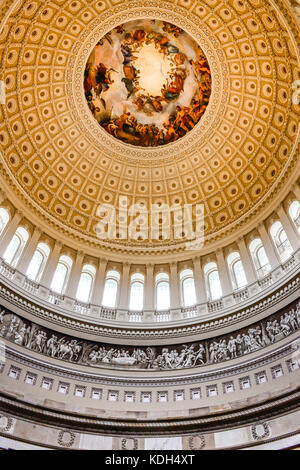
xmin=0 ymin=0 xmax=299 ymax=451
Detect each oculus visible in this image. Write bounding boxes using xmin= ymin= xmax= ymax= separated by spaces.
xmin=84 ymin=20 xmax=212 ymax=147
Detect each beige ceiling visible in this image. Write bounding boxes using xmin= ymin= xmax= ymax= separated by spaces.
xmin=0 ymin=0 xmax=299 ymax=258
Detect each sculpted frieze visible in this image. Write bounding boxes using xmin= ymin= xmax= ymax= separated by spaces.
xmin=0 ymin=299 xmax=299 ymax=371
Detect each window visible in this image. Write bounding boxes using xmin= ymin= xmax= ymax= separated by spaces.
xmin=204 ymin=262 xmax=222 ymax=300
xmin=108 ymin=390 xmax=119 ymax=402
xmin=249 ymin=238 xmax=271 ymax=278
xmin=57 ymin=382 xmax=69 ymax=394
xmin=8 ymin=366 xmax=21 ymax=380
xmin=227 ymin=252 xmax=247 ymax=290
xmin=124 ymin=392 xmax=135 ymax=402
xmin=156 ymin=272 xmax=170 ymax=310
xmin=180 ymin=269 xmax=196 ymax=307
xmin=206 ymin=385 xmax=218 ymax=397
xmin=270 ymin=221 xmax=293 ymax=262
xmin=239 ymin=377 xmax=251 ymax=390
xmin=41 ymin=378 xmax=53 ymax=390
xmin=271 ymin=365 xmax=283 ymax=379
xmin=157 ymin=391 xmax=168 ymax=402
xmin=255 ymin=371 xmax=268 ymax=385
xmin=74 ymin=386 xmax=86 ymax=397
xmin=26 ymin=243 xmax=50 ymax=282
xmin=190 ymin=388 xmax=201 ymax=400
xmin=102 ymin=270 xmax=120 ymax=308
xmin=289 ymin=200 xmax=300 ymax=233
xmin=174 ymin=390 xmax=184 ymax=401
xmin=3 ymin=226 xmax=29 ymax=267
xmin=0 ymin=208 xmax=9 ymax=236
xmin=50 ymin=255 xmax=73 ymax=294
xmin=91 ymin=388 xmax=102 ymax=400
xmin=25 ymin=372 xmax=37 ymax=385
xmin=223 ymin=381 xmax=234 ymax=394
xmin=76 ymin=264 xmax=96 ymax=303
xmin=141 ymin=392 xmax=152 ymax=403
xmin=129 ymin=273 xmax=144 ymax=311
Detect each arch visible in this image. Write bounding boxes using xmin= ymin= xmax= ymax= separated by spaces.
xmin=129 ymin=272 xmax=144 ymax=311
xmin=0 ymin=208 xmax=10 ymax=236
xmin=203 ymin=262 xmax=222 ymax=301
xmin=270 ymin=221 xmax=293 ymax=262
xmin=180 ymin=268 xmax=196 ymax=307
xmin=50 ymin=255 xmax=73 ymax=294
xmin=3 ymin=226 xmax=29 ymax=267
xmin=76 ymin=264 xmax=97 ymax=303
xmin=227 ymin=252 xmax=247 ymax=290
xmin=102 ymin=270 xmax=120 ymax=308
xmin=155 ymin=272 xmax=170 ymax=311
xmin=249 ymin=238 xmax=271 ymax=278
xmin=288 ymin=200 xmax=300 ymax=234
xmin=26 ymin=242 xmax=50 ymax=282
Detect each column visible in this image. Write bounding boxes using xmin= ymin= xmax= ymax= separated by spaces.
xmin=0 ymin=189 xmax=6 ymax=205
xmin=292 ymin=183 xmax=300 ymax=201
xmin=144 ymin=263 xmax=154 ymax=310
xmin=39 ymin=240 xmax=62 ymax=287
xmin=91 ymin=258 xmax=107 ymax=305
xmin=65 ymin=250 xmax=84 ymax=299
xmin=277 ymin=203 xmax=300 ymax=251
xmin=16 ymin=227 xmax=41 ymax=274
xmin=192 ymin=256 xmax=207 ymax=303
xmin=237 ymin=236 xmax=257 ymax=284
xmin=257 ymin=222 xmax=280 ymax=269
xmin=0 ymin=210 xmax=23 ymax=258
xmin=216 ymin=248 xmax=232 ymax=296
xmin=170 ymin=262 xmax=180 ymax=308
xmin=118 ymin=262 xmax=130 ymax=310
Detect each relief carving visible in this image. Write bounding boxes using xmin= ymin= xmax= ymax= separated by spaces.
xmin=0 ymin=300 xmax=299 ymax=371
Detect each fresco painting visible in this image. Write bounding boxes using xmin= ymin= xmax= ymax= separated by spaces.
xmin=84 ymin=20 xmax=212 ymax=147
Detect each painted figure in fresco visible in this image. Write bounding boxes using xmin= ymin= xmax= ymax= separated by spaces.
xmin=84 ymin=20 xmax=212 ymax=147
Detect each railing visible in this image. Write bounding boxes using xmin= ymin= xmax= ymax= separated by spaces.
xmin=100 ymin=307 xmax=117 ymax=320
xmin=208 ymin=299 xmax=223 ymax=312
xmin=181 ymin=305 xmax=197 ymax=318
xmin=155 ymin=310 xmax=170 ymax=322
xmin=0 ymin=248 xmax=299 ymax=324
xmin=233 ymin=287 xmax=249 ymax=303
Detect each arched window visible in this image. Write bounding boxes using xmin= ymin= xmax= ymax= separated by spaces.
xmin=102 ymin=270 xmax=120 ymax=308
xmin=50 ymin=255 xmax=73 ymax=294
xmin=270 ymin=221 xmax=293 ymax=262
xmin=227 ymin=252 xmax=247 ymax=290
xmin=0 ymin=208 xmax=9 ymax=236
xmin=289 ymin=200 xmax=300 ymax=233
xmin=180 ymin=269 xmax=196 ymax=307
xmin=26 ymin=242 xmax=50 ymax=282
xmin=3 ymin=226 xmax=29 ymax=267
xmin=129 ymin=273 xmax=144 ymax=311
xmin=156 ymin=272 xmax=170 ymax=311
xmin=76 ymin=264 xmax=96 ymax=303
xmin=249 ymin=238 xmax=271 ymax=278
xmin=204 ymin=262 xmax=222 ymax=301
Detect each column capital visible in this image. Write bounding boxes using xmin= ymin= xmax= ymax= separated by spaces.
xmin=54 ymin=240 xmax=63 ymax=250
xmin=0 ymin=189 xmax=6 ymax=203
xmin=146 ymin=262 xmax=154 ymax=269
xmin=33 ymin=226 xmax=42 ymax=236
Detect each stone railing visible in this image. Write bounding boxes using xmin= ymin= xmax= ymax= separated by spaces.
xmin=0 ymin=249 xmax=299 ymax=326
